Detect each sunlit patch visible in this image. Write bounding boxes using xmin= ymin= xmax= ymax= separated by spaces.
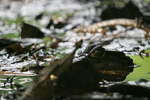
xmin=50 ymin=74 xmax=58 ymax=80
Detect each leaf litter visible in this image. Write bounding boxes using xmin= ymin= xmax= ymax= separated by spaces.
xmin=0 ymin=0 xmax=150 ymax=100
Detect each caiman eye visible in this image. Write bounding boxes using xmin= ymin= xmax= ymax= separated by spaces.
xmin=91 ymin=49 xmax=105 ymax=58
xmin=95 ymin=50 xmax=104 ymax=56
xmin=94 ymin=51 xmax=103 ymax=56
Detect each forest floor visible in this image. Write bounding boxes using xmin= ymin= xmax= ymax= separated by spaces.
xmin=0 ymin=0 xmax=150 ymax=99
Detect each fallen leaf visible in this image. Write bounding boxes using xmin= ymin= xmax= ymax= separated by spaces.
xmin=21 ymin=22 xmax=44 ymax=38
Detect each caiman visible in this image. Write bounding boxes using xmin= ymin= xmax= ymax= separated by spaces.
xmin=56 ymin=44 xmax=134 ymax=96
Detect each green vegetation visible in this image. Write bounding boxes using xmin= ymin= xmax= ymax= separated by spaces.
xmin=125 ymin=49 xmax=150 ymax=81
xmin=2 ymin=16 xmax=24 ymax=26
xmin=50 ymin=10 xmax=62 ymax=16
xmin=100 ymin=0 xmax=126 ymax=7
xmin=1 ymin=33 xmax=20 ymax=38
xmin=142 ymin=0 xmax=150 ymax=3
xmin=43 ymin=36 xmax=52 ymax=42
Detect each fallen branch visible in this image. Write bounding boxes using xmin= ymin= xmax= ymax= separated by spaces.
xmin=20 ymin=40 xmax=82 ymax=100
xmin=73 ymin=18 xmax=150 ymax=38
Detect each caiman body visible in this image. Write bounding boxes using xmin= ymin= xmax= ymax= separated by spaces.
xmin=73 ymin=44 xmax=134 ymax=81
xmin=56 ymin=44 xmax=134 ymax=97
